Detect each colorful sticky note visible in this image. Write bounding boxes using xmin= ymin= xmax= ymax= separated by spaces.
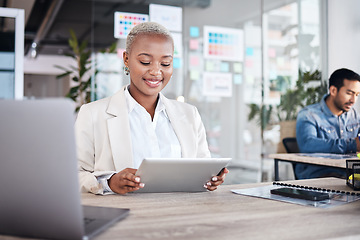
xmin=269 ymin=70 xmax=277 ymax=79
xmin=189 ymin=55 xmax=200 ymax=67
xmin=276 ymin=57 xmax=285 ymax=67
xmin=173 ymin=58 xmax=181 ymax=69
xmin=233 ymin=62 xmax=242 ymax=73
xmin=190 ymin=26 xmax=199 ymax=37
xmin=190 ymin=70 xmax=200 ymax=81
xmin=189 ymin=39 xmax=199 ymax=50
xmin=246 ymin=47 xmax=254 ymax=56
xmin=205 ymin=60 xmax=215 ymax=71
xmin=268 ymin=48 xmax=276 ymax=58
xmin=234 ymin=74 xmax=242 ymax=84
xmin=246 ymin=75 xmax=255 ymax=84
xmin=245 ymin=59 xmax=253 ymax=68
xmin=220 ymin=62 xmax=230 ymax=72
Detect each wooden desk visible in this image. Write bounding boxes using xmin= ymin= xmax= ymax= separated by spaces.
xmin=269 ymin=153 xmax=349 ymax=181
xmin=82 ymin=178 xmax=359 ymax=239
xmin=2 ymin=178 xmax=359 ymax=240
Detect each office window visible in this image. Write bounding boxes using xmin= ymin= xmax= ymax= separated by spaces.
xmin=0 ymin=8 xmax=24 ymax=100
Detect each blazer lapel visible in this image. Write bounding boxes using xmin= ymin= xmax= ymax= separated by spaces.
xmin=162 ymin=95 xmax=196 ymax=157
xmin=106 ymin=88 xmax=133 ymax=170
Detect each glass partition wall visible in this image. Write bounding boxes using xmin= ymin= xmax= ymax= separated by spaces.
xmin=90 ymin=0 xmax=325 ymax=183
xmin=0 ymin=7 xmax=24 ymax=99
xmin=182 ymin=0 xmax=263 ymax=183
xmin=0 ymin=16 xmax=15 ymax=99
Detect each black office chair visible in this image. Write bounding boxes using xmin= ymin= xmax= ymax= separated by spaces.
xmin=282 ymin=137 xmax=300 ymax=179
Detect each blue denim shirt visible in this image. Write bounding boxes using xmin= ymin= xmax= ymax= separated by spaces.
xmin=295 ymin=94 xmax=360 ymax=179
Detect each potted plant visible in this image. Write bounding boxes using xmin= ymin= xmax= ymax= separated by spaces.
xmin=248 ymin=69 xmax=328 ymax=152
xmin=55 ymin=29 xmax=116 ymax=111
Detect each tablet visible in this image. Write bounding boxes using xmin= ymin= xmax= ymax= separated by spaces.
xmin=134 ymin=158 xmax=231 ymax=193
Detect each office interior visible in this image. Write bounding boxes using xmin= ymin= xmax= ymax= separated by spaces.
xmin=1 ymin=0 xmax=360 ymax=184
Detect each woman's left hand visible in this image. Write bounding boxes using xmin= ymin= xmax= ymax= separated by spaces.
xmin=204 ymin=167 xmax=229 ymax=191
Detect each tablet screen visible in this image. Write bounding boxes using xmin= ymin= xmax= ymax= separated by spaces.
xmin=134 ymin=158 xmax=231 ymax=193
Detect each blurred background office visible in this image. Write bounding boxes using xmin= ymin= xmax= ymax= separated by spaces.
xmin=1 ymin=0 xmax=360 ymax=183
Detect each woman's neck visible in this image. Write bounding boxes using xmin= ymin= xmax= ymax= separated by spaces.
xmin=128 ymin=87 xmax=159 ymax=119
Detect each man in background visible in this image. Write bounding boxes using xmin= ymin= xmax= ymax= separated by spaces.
xmin=296 ymin=68 xmax=360 ymax=179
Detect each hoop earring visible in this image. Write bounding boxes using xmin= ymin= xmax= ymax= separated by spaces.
xmin=124 ymin=66 xmax=130 ymax=75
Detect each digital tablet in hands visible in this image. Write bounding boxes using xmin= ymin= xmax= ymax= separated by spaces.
xmin=135 ymin=158 xmax=231 ymax=193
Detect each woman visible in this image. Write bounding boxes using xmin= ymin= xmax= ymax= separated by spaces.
xmin=75 ymin=22 xmax=229 ymax=194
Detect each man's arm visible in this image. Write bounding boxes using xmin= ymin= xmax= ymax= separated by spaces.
xmin=296 ymin=111 xmax=357 ymax=154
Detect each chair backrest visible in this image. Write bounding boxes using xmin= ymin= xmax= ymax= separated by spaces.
xmin=282 ymin=137 xmax=299 ymax=180
xmin=282 ymin=137 xmax=300 ymax=153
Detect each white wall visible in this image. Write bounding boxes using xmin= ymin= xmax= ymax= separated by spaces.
xmin=23 ymin=55 xmax=75 ymax=99
xmin=328 ymin=0 xmax=360 ymax=74
xmin=24 ymin=55 xmax=74 ymax=75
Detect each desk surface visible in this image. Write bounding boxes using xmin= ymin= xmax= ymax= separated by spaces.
xmin=269 ymin=153 xmax=352 ymax=168
xmin=88 ymin=178 xmax=359 ymax=239
xmin=2 ymin=178 xmax=360 ymax=240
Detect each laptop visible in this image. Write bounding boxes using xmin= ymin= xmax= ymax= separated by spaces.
xmin=0 ymin=99 xmax=129 ymax=240
xmin=135 ymin=157 xmax=231 ymax=193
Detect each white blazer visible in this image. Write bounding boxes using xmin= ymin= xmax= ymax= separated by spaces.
xmin=75 ymin=86 xmax=211 ymax=194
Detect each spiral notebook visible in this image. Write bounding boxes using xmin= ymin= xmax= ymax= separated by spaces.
xmin=231 ymin=177 xmax=360 ymax=208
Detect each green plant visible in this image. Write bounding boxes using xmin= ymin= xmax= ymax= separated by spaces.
xmin=55 ymin=29 xmax=116 ymax=111
xmin=248 ymin=69 xmax=328 ymax=126
xmin=277 ymin=69 xmax=327 ymax=121
xmin=248 ymin=104 xmax=274 ymax=131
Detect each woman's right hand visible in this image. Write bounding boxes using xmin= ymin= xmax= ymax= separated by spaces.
xmin=108 ymin=168 xmax=145 ymax=194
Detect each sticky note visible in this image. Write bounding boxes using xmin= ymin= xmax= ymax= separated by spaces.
xmin=220 ymin=62 xmax=230 ymax=72
xmin=189 ymin=55 xmax=200 ymax=67
xmin=189 ymin=39 xmax=199 ymax=50
xmin=190 ymin=70 xmax=200 ymax=81
xmin=246 ymin=47 xmax=254 ymax=56
xmin=269 ymin=70 xmax=277 ymax=79
xmin=234 ymin=74 xmax=242 ymax=84
xmin=245 ymin=59 xmax=253 ymax=68
xmin=173 ymin=58 xmax=181 ymax=69
xmin=246 ymin=75 xmax=255 ymax=84
xmin=233 ymin=62 xmax=242 ymax=73
xmin=205 ymin=60 xmax=221 ymax=72
xmin=205 ymin=60 xmax=215 ymax=71
xmin=277 ymin=57 xmax=285 ymax=66
xmin=190 ymin=26 xmax=199 ymax=37
xmin=268 ymin=48 xmax=276 ymax=58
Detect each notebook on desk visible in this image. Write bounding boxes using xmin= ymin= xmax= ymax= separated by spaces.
xmin=0 ymin=99 xmax=129 ymax=240
xmin=231 ymin=178 xmax=360 ymax=208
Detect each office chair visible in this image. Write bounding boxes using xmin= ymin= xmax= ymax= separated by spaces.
xmin=282 ymin=137 xmax=300 ymax=180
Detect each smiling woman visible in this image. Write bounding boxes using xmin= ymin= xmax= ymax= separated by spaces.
xmin=75 ymin=22 xmax=229 ymax=195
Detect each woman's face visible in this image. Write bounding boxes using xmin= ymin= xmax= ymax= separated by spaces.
xmin=124 ymin=34 xmax=174 ymax=102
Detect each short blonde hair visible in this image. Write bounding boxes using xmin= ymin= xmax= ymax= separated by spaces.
xmin=126 ymin=22 xmax=174 ymax=53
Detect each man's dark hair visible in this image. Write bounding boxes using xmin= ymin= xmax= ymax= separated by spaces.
xmin=329 ymin=68 xmax=360 ymax=90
